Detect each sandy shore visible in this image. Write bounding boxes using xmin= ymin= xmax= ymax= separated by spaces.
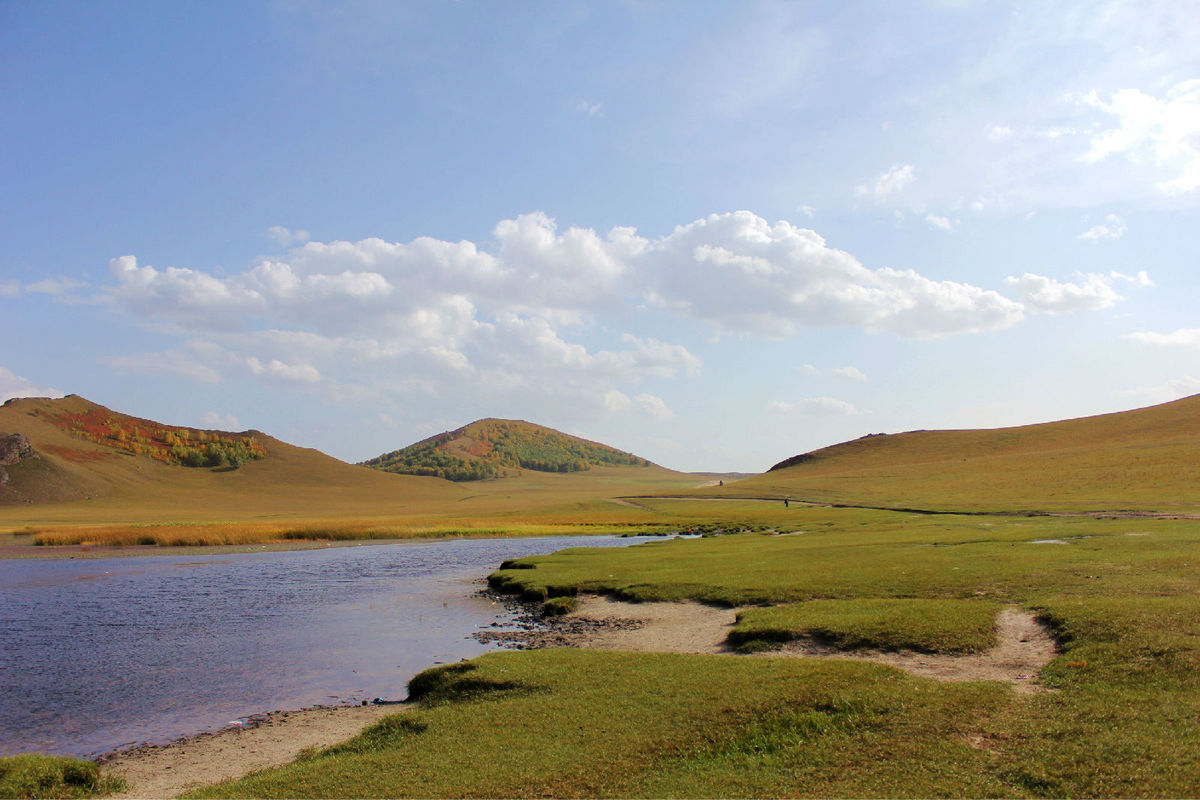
xmin=100 ymin=704 xmax=403 ymax=799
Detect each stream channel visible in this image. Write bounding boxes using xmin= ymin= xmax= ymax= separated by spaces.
xmin=0 ymin=534 xmax=655 ymax=758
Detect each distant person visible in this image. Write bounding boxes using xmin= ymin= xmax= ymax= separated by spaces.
xmin=784 ymin=497 xmax=789 ymax=508
xmin=719 ymin=480 xmax=723 ymax=487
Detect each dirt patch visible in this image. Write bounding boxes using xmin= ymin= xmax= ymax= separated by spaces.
xmin=510 ymin=596 xmax=1057 ymax=694
xmin=100 ymin=704 xmax=402 ymax=799
xmin=769 ymin=606 xmax=1057 ymax=694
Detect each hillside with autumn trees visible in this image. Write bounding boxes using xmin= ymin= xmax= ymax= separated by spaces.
xmin=361 ymin=418 xmax=653 ymax=481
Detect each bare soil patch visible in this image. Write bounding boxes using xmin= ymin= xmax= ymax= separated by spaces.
xmin=508 ymin=596 xmax=1057 ymax=694
xmin=100 ymin=704 xmax=401 ymax=799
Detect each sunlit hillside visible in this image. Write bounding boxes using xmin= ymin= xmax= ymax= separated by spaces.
xmin=362 ymin=418 xmax=653 ymax=481
xmin=0 ymin=395 xmax=465 ymax=524
xmin=695 ymin=395 xmax=1200 ymax=514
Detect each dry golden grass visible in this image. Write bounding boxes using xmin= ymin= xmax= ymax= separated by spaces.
xmin=693 ymin=394 xmax=1200 ymax=513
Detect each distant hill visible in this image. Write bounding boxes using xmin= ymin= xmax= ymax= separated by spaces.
xmin=362 ymin=418 xmax=652 ymax=481
xmin=0 ymin=394 xmax=464 ymax=517
xmin=700 ymin=395 xmax=1200 ymax=513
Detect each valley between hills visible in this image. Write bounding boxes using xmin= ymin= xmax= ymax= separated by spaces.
xmin=4 ymin=393 xmax=1200 ymax=798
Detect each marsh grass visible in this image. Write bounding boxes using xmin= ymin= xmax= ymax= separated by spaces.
xmin=728 ymin=598 xmax=1001 ymax=653
xmin=0 ymin=755 xmax=124 ymax=799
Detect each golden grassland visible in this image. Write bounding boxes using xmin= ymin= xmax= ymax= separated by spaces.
xmin=691 ymin=393 xmax=1200 ymax=513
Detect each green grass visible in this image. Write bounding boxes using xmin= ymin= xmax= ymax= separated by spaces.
xmin=728 ymin=598 xmax=1001 ymax=653
xmin=0 ymin=755 xmax=124 ymax=799
xmin=184 ymin=507 xmax=1200 ymax=797
xmin=189 ymin=650 xmax=1017 ymax=798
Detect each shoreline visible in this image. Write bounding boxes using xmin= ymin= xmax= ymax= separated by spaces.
xmin=98 ymin=703 xmax=406 ymax=799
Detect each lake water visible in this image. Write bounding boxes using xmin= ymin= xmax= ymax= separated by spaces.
xmin=0 ymin=535 xmax=650 ymax=758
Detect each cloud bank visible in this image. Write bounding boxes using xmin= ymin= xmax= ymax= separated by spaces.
xmin=88 ymin=211 xmax=1138 ymax=415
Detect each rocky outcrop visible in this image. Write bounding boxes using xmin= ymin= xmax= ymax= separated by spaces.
xmin=0 ymin=432 xmax=36 ymax=485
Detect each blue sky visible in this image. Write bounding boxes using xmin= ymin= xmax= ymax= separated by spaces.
xmin=2 ymin=0 xmax=1198 ymax=472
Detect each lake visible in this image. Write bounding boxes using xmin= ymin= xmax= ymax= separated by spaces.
xmin=0 ymin=535 xmax=650 ymax=758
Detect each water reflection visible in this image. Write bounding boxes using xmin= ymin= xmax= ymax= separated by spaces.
xmin=0 ymin=535 xmax=649 ymax=757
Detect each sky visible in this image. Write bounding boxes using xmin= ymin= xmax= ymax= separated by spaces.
xmin=2 ymin=0 xmax=1199 ymax=473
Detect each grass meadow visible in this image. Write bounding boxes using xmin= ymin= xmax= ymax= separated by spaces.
xmin=190 ymin=507 xmax=1200 ymax=797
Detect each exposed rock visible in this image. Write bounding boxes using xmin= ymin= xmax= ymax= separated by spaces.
xmin=0 ymin=432 xmax=37 ymax=485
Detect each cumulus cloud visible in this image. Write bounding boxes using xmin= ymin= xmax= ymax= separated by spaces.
xmin=0 ymin=281 xmax=19 ymax=298
xmin=267 ymin=226 xmax=311 ymax=247
xmin=603 ymin=390 xmax=632 ymax=412
xmin=635 ymin=394 xmax=674 ymax=419
xmin=1077 ymin=214 xmax=1127 ymax=241
xmin=646 ymin=211 xmax=1024 ymax=338
xmin=856 ymin=164 xmax=915 ymax=200
xmin=1005 ymin=272 xmax=1123 ymax=314
xmin=832 ymin=366 xmax=868 ymax=382
xmin=925 ymin=213 xmax=954 ymax=231
xmin=768 ymin=397 xmax=863 ymax=416
xmin=1125 ymin=328 xmax=1200 ymax=348
xmin=1080 ymin=79 xmax=1200 ymax=195
xmin=573 ymin=99 xmax=604 ymax=117
xmin=985 ymin=123 xmax=1014 ymax=143
xmin=95 ymin=209 xmax=1138 ymax=415
xmin=201 ymin=411 xmax=241 ymax=430
xmin=25 ymin=277 xmax=86 ymax=296
xmin=0 ymin=367 xmax=62 ymax=403
xmin=1125 ymin=376 xmax=1200 ymax=404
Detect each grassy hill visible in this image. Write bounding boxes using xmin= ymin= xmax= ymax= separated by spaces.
xmin=0 ymin=394 xmax=465 ymax=526
xmin=696 ymin=394 xmax=1200 ymax=513
xmin=0 ymin=397 xmax=706 ymax=546
xmin=362 ymin=418 xmax=653 ymax=481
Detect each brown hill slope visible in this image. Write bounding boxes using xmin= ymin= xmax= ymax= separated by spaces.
xmin=699 ymin=395 xmax=1200 ymax=514
xmin=363 ymin=418 xmax=654 ymax=481
xmin=0 ymin=395 xmax=465 ymax=525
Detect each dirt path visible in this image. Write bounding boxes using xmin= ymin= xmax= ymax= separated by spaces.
xmin=101 ymin=704 xmax=402 ymax=799
xmin=552 ymin=596 xmax=1057 ymax=694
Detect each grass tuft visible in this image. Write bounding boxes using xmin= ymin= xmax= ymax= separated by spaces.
xmin=0 ymin=754 xmax=125 ymax=799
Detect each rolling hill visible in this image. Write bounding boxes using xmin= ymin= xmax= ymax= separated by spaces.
xmin=362 ymin=418 xmax=653 ymax=481
xmin=697 ymin=394 xmax=1200 ymax=514
xmin=0 ymin=394 xmax=466 ymax=524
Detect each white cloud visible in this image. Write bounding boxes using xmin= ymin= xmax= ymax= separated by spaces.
xmin=1005 ymin=272 xmax=1122 ymax=314
xmin=0 ymin=282 xmax=19 ymax=298
xmin=267 ymin=226 xmax=311 ymax=247
xmin=796 ymin=364 xmax=820 ymax=376
xmin=1077 ymin=214 xmax=1127 ymax=242
xmin=1125 ymin=376 xmax=1200 ymax=404
xmin=925 ymin=213 xmax=954 ymax=231
xmin=856 ymin=164 xmax=916 ymax=200
xmin=635 ymin=393 xmax=674 ymax=419
xmin=646 ymin=211 xmax=1024 ymax=339
xmin=24 ymin=277 xmax=86 ymax=296
xmin=95 ymin=209 xmax=1137 ymax=417
xmin=1111 ymin=269 xmax=1154 ymax=287
xmin=796 ymin=204 xmax=816 ymax=218
xmin=573 ymin=99 xmax=604 ymax=118
xmin=1126 ymin=328 xmax=1200 ymax=348
xmin=603 ymin=390 xmax=632 ymax=412
xmin=0 ymin=367 xmax=63 ymax=403
xmin=1080 ymin=79 xmax=1200 ymax=195
xmin=985 ymin=123 xmax=1013 ymax=143
xmin=201 ymin=411 xmax=241 ymax=430
xmin=832 ymin=366 xmax=868 ymax=382
xmin=768 ymin=397 xmax=863 ymax=416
